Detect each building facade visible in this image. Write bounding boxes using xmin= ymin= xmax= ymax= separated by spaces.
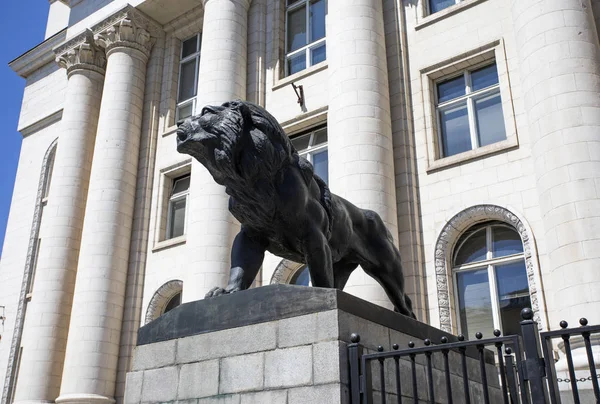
xmin=2 ymin=0 xmax=600 ymax=402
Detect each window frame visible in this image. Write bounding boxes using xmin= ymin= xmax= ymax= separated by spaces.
xmin=434 ymin=62 xmax=504 ymax=159
xmin=420 ymin=41 xmax=519 ymax=172
xmin=292 ymin=127 xmax=327 ymax=160
xmin=166 ymin=174 xmax=191 ymax=240
xmin=284 ymin=0 xmax=327 ymax=77
xmin=451 ymin=223 xmax=529 ymax=338
xmin=290 ymin=126 xmax=328 ymax=182
xmin=175 ymin=34 xmax=201 ymax=122
xmin=428 ymin=0 xmax=461 ymax=15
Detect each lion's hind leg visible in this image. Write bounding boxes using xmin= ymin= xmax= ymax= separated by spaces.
xmin=357 ymin=210 xmax=416 ymax=318
xmin=332 ymin=260 xmax=358 ymax=290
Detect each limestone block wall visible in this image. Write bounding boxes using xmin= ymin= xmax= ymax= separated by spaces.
xmin=17 ymin=62 xmax=67 ymax=131
xmin=400 ymin=0 xmax=547 ymax=330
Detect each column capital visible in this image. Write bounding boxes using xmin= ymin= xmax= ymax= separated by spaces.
xmin=55 ymin=30 xmax=106 ymax=76
xmin=95 ymin=15 xmax=155 ymax=59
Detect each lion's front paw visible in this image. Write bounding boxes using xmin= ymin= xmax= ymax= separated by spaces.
xmin=204 ymin=286 xmax=241 ymax=298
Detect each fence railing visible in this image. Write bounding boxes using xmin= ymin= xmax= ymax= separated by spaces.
xmin=348 ymin=308 xmax=600 ymax=404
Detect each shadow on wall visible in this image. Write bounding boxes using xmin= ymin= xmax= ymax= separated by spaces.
xmin=69 ymin=0 xmax=116 ymax=27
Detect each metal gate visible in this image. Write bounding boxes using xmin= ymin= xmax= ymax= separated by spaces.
xmin=348 ymin=308 xmax=600 ymax=404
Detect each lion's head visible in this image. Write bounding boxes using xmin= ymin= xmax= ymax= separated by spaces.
xmin=177 ymin=100 xmax=298 ymax=186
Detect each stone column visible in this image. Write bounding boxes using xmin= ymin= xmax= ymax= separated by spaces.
xmin=510 ymin=0 xmax=600 ymax=325
xmin=186 ymin=0 xmax=250 ymax=301
xmin=327 ymin=0 xmax=398 ymax=309
xmin=13 ymin=32 xmax=106 ymax=404
xmin=56 ymin=14 xmax=155 ymax=404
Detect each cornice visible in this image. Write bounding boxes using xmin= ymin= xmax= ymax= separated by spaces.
xmin=9 ymin=29 xmax=67 ymax=78
xmin=54 ymin=5 xmax=163 ymax=60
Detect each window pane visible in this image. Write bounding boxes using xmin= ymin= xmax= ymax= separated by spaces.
xmin=181 ymin=36 xmax=198 ymax=59
xmin=437 ymin=75 xmax=465 ymax=103
xmin=429 ymin=0 xmax=456 ymax=14
xmin=177 ymin=103 xmax=194 ymax=121
xmin=288 ymin=52 xmax=307 ymax=75
xmin=287 ymin=5 xmax=307 ymax=52
xmin=313 ymin=150 xmax=328 ymax=184
xmin=454 ymin=228 xmax=487 ymax=266
xmin=492 ymin=226 xmax=523 ymax=258
xmin=471 ymin=64 xmax=499 ymax=91
xmin=291 ymin=133 xmax=311 ymax=151
xmin=495 ymin=261 xmax=531 ymax=335
xmin=172 ymin=175 xmax=190 ymax=195
xmin=164 ymin=292 xmax=182 ymax=314
xmin=178 ymin=59 xmax=197 ymax=102
xmin=291 ymin=266 xmax=310 ymax=286
xmin=440 ymin=102 xmax=471 ymax=157
xmin=310 ymin=0 xmax=326 ymax=42
xmin=168 ymin=198 xmax=187 ymax=239
xmin=457 ymin=269 xmax=494 ymax=339
xmin=311 ymin=43 xmax=326 ymax=65
xmin=475 ymin=92 xmax=506 ymax=147
xmin=313 ymin=128 xmax=327 ymax=145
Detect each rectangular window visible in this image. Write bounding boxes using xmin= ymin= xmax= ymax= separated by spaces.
xmin=436 ymin=63 xmax=506 ymax=158
xmin=290 ymin=127 xmax=328 ymax=184
xmin=166 ymin=174 xmax=190 ymax=239
xmin=429 ymin=0 xmax=460 ymax=14
xmin=286 ymin=0 xmax=327 ymax=76
xmin=176 ymin=34 xmax=201 ymax=122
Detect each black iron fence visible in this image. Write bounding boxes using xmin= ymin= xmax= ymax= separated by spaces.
xmin=348 ymin=308 xmax=600 ymax=404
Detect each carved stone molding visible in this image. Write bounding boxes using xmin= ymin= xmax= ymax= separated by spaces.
xmin=434 ymin=204 xmax=543 ymax=333
xmin=56 ymin=30 xmax=106 ymax=76
xmin=270 ymin=259 xmax=304 ymax=284
xmin=144 ymin=280 xmax=183 ymax=324
xmin=53 ymin=5 xmax=162 ymax=64
xmin=2 ymin=139 xmax=58 ymax=404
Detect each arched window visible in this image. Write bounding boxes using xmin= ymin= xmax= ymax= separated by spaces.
xmin=144 ymin=280 xmax=183 ymax=324
xmin=290 ymin=266 xmax=311 ymax=286
xmin=452 ymin=221 xmax=531 ymax=339
xmin=163 ymin=292 xmax=182 ymax=315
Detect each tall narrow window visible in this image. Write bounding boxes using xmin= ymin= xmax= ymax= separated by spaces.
xmin=176 ymin=34 xmax=201 ymax=121
xmin=286 ymin=0 xmax=327 ymax=76
xmin=452 ymin=222 xmax=531 ymax=339
xmin=290 ymin=127 xmax=328 ymax=184
xmin=436 ymin=63 xmax=506 ymax=158
xmin=166 ymin=174 xmax=190 ymax=239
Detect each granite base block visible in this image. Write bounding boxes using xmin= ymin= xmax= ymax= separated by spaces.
xmin=125 ymin=285 xmax=501 ymax=404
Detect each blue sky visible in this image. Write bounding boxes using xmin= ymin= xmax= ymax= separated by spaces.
xmin=0 ymin=1 xmax=49 ymax=256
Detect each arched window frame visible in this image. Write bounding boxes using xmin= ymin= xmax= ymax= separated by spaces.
xmin=451 ymin=221 xmax=528 ymax=338
xmin=145 ymin=280 xmax=183 ymax=324
xmin=3 ymin=138 xmax=57 ymax=403
xmin=434 ymin=205 xmax=547 ymax=334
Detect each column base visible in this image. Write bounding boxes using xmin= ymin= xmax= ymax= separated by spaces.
xmin=56 ymin=394 xmax=115 ymax=404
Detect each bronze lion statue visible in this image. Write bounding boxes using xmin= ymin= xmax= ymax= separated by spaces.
xmin=177 ymin=100 xmax=415 ymax=318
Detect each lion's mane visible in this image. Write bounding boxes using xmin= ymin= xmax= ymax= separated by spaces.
xmin=210 ymin=101 xmax=333 ymax=237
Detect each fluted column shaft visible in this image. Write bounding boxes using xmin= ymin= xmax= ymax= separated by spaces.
xmin=510 ymin=0 xmax=600 ymax=325
xmin=186 ymin=0 xmax=250 ymax=301
xmin=327 ymin=0 xmax=398 ymax=309
xmin=13 ymin=36 xmax=106 ymax=404
xmin=57 ymin=17 xmax=154 ymax=404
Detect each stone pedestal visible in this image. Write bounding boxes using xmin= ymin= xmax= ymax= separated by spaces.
xmin=125 ymin=285 xmax=499 ymax=403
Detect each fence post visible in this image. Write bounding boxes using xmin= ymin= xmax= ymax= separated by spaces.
xmin=349 ymin=333 xmax=364 ymax=404
xmin=520 ymin=308 xmax=550 ymax=404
